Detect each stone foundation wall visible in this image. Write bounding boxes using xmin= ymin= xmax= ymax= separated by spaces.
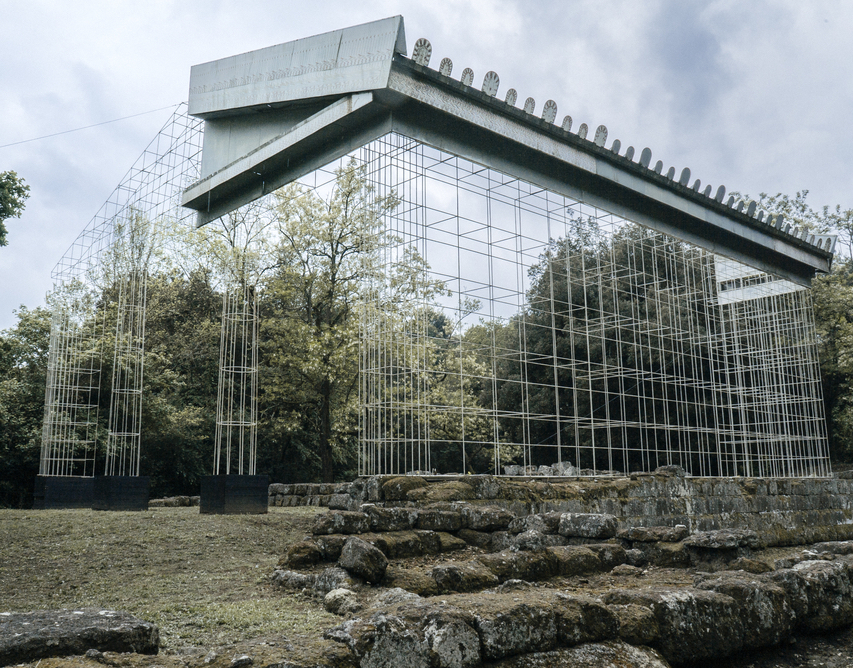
xmin=269 ymin=482 xmax=352 ymax=508
xmin=342 ymin=473 xmax=853 ymax=548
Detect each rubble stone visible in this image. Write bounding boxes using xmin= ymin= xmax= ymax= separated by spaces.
xmin=339 ymin=536 xmax=389 ymax=585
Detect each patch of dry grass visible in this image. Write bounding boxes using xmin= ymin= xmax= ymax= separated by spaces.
xmin=0 ymin=506 xmax=339 ymax=649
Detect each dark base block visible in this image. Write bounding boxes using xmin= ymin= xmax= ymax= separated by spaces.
xmin=33 ymin=476 xmax=94 ymax=509
xmin=200 ymin=474 xmax=269 ymax=514
xmin=92 ymin=476 xmax=150 ymax=511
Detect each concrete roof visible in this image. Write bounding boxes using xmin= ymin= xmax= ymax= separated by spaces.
xmin=181 ymin=16 xmax=834 ymax=285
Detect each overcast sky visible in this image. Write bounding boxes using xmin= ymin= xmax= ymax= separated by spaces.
xmin=1 ymin=0 xmax=851 ymax=331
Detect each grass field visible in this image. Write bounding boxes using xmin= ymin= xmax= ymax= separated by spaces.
xmin=0 ymin=506 xmax=339 ymax=651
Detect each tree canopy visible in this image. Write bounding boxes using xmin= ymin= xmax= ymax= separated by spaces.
xmin=0 ymin=171 xmax=30 ymax=247
xmin=1 ymin=168 xmax=852 ymax=506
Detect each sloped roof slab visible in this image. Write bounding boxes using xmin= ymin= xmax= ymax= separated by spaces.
xmin=182 ymin=16 xmax=833 ymax=286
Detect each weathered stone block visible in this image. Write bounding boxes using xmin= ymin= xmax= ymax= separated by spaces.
xmin=339 ymin=536 xmax=388 ymax=584
xmin=558 ymin=513 xmax=617 ymax=539
xmin=610 ymin=604 xmax=659 ymax=645
xmin=415 ymin=530 xmax=441 ymax=554
xmin=328 ymin=493 xmax=351 ymax=510
xmin=604 ymin=587 xmax=743 ymax=664
xmin=547 ymin=546 xmax=602 ymax=576
xmin=364 ymin=505 xmax=419 ymax=532
xmin=584 ymin=543 xmax=627 ymax=570
xmin=330 ymin=613 xmax=431 ymax=668
xmin=486 ymin=640 xmax=669 ymax=668
xmin=279 ymin=539 xmax=323 ymax=568
xmin=457 ymin=528 xmax=493 ymax=549
xmin=508 ymin=512 xmax=563 ymax=535
xmin=695 ymin=573 xmax=795 ymax=647
xmin=437 ymin=531 xmax=468 ymax=553
xmin=683 ymin=528 xmax=759 ymax=550
xmin=271 ymin=568 xmax=317 ymax=589
xmin=313 ymin=566 xmax=363 ymax=596
xmin=382 ymin=476 xmax=428 ymax=501
xmin=312 ymin=511 xmax=369 ymax=535
xmin=491 ymin=531 xmax=514 ymax=552
xmin=477 ymin=549 xmax=559 ymax=583
xmin=422 ymin=612 xmax=481 ymax=668
xmin=512 ymin=530 xmax=568 ymax=552
xmin=0 ymin=609 xmax=159 ymax=664
xmin=791 ymin=559 xmax=853 ymax=632
xmin=383 ymin=566 xmax=440 ymax=596
xmin=324 ymin=588 xmax=362 ymax=616
xmin=461 ymin=505 xmax=515 ymax=531
xmin=617 ymin=525 xmax=688 ymax=543
xmin=470 ymin=597 xmax=559 ymax=659
xmin=417 ymin=509 xmax=463 ymax=532
xmin=553 ymin=595 xmax=619 ymax=647
xmin=432 ymin=560 xmax=500 ymax=593
xmin=640 ymin=541 xmax=691 ymax=568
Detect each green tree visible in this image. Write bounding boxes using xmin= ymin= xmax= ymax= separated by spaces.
xmin=0 ymin=171 xmax=30 ymax=246
xmin=0 ymin=306 xmax=51 ymax=506
xmin=262 ymin=161 xmax=399 ymax=482
xmin=136 ymin=269 xmax=222 ymax=496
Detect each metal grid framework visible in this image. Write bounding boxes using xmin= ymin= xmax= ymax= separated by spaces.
xmin=40 ymin=105 xmax=203 ymax=477
xmin=214 ymin=281 xmax=259 ymax=476
xmin=42 ymin=113 xmax=830 ymax=480
xmin=355 ymin=133 xmax=830 ymax=478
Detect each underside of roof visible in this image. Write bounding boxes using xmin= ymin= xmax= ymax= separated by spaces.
xmin=181 ymin=16 xmax=835 ymax=286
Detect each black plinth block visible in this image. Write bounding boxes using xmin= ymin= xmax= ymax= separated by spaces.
xmin=200 ymin=474 xmax=269 ymax=514
xmin=92 ymin=476 xmax=150 ymax=511
xmin=33 ymin=475 xmax=94 ymax=509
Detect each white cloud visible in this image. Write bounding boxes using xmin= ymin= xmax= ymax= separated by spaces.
xmin=1 ymin=0 xmax=852 ymax=329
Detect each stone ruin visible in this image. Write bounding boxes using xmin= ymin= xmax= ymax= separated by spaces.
xmin=270 ymin=471 xmax=853 ymax=666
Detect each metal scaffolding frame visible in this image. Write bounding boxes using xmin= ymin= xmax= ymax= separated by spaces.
xmin=213 ymin=281 xmax=259 ymax=476
xmin=355 ymin=133 xmax=831 ymax=477
xmin=41 ymin=110 xmax=831 ymax=481
xmin=40 ymin=105 xmax=203 ymax=478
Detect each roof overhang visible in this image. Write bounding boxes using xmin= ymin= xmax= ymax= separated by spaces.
xmin=181 ymin=16 xmax=834 ymax=286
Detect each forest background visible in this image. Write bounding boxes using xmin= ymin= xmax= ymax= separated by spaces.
xmin=2 ymin=166 xmax=853 ymax=508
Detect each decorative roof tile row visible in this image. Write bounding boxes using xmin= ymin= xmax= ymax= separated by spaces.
xmin=408 ymin=38 xmax=835 ymax=255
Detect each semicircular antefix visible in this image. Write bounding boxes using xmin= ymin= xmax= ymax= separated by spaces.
xmin=594 ymin=125 xmax=608 ymax=147
xmin=542 ymin=100 xmax=558 ymax=124
xmin=482 ymin=71 xmax=500 ymax=97
xmin=439 ymin=57 xmax=453 ymax=77
xmin=577 ymin=123 xmax=588 ymax=139
xmin=412 ymin=38 xmax=432 ymax=66
xmin=505 ymin=88 xmax=518 ymax=106
xmin=461 ymin=68 xmax=474 ymax=86
xmin=523 ymin=97 xmax=536 ymax=114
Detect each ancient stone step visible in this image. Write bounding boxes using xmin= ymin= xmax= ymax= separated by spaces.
xmin=0 ymin=608 xmax=158 ymax=664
